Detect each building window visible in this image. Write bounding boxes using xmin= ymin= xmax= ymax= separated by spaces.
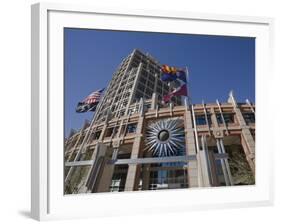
xmin=157 ymin=80 xmax=162 ymax=87
xmin=134 ymin=55 xmax=142 ymax=61
xmin=223 ymin=113 xmax=235 ymax=124
xmin=124 ymin=92 xmax=130 ymax=98
xmin=93 ymin=131 xmax=101 ymax=140
xmin=131 ymin=62 xmax=139 ymax=68
xmin=119 ymin=110 xmax=125 ymax=116
xmin=195 ymin=115 xmax=207 ymax=125
xmin=216 ymin=113 xmax=234 ymax=124
xmin=243 ymin=113 xmax=255 ymax=123
xmin=127 ymin=83 xmax=133 ymax=89
xmin=215 ymin=160 xmax=226 ymax=186
xmin=149 ymin=75 xmax=155 ymax=83
xmin=122 ymin=100 xmax=128 ymax=107
xmin=117 ymin=88 xmax=124 ymax=94
xmin=134 ymin=91 xmax=143 ymax=101
xmin=126 ymin=123 xmax=137 ymax=134
xmin=158 ymin=95 xmax=162 ymax=102
xmin=205 ymin=115 xmax=211 ymax=125
xmin=163 ymin=89 xmax=168 ymax=95
xmin=137 ymin=83 xmax=145 ymax=92
xmin=128 ymin=77 xmax=135 ymax=83
xmin=144 ymin=103 xmax=151 ymax=111
xmin=163 ymin=84 xmax=169 ymax=92
xmin=110 ymin=179 xmax=121 ymax=192
xmin=147 ymin=81 xmax=154 ymax=89
xmin=176 ymin=97 xmax=182 ymax=106
xmin=216 ymin=114 xmax=223 ymax=124
xmin=141 ymin=70 xmax=148 ymax=78
xmin=156 ymin=87 xmax=162 ymax=94
xmin=141 ymin=62 xmax=148 ymax=69
xmin=105 ymin=127 xmax=117 ymax=138
xmin=139 ymin=76 xmax=147 ymax=84
xmin=111 ymin=105 xmax=116 ymax=112
xmin=146 ymin=88 xmax=153 ymax=97
xmin=109 ymin=165 xmax=128 ymax=192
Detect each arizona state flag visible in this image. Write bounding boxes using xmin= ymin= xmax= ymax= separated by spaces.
xmin=161 ymin=65 xmax=187 ymax=83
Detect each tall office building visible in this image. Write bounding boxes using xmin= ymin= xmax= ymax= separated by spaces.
xmin=64 ymin=49 xmax=255 ymax=194
xmin=94 ymin=49 xmax=181 ymax=123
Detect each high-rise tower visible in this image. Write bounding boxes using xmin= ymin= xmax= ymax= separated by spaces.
xmin=95 ymin=49 xmax=181 ymax=123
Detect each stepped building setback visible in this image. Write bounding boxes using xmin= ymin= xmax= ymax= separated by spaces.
xmin=64 ymin=49 xmax=255 ymax=194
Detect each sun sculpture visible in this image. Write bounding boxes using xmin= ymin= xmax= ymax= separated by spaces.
xmin=145 ymin=118 xmax=185 ymax=157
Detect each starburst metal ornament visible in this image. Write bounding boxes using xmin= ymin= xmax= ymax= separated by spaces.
xmin=145 ymin=118 xmax=185 ymax=157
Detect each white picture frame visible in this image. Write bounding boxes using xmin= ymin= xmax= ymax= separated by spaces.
xmin=31 ymin=2 xmax=274 ymax=221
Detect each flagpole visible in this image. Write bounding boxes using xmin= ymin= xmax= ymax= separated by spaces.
xmin=168 ymin=81 xmax=171 ymax=104
xmin=185 ymin=66 xmax=191 ymax=107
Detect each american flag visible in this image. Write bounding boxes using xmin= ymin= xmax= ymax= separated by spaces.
xmin=83 ymin=88 xmax=104 ymax=104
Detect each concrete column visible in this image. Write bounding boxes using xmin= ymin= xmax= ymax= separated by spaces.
xmin=241 ymin=128 xmax=255 ymax=155
xmin=228 ymin=92 xmax=255 ymax=173
xmin=95 ymin=163 xmax=115 ymax=192
xmin=124 ymin=116 xmax=144 ymax=191
xmin=199 ymin=136 xmax=212 ymax=187
xmin=95 ymin=148 xmax=119 ymax=192
xmin=208 ymin=150 xmax=220 ymax=186
xmin=241 ymin=134 xmax=255 ymax=173
xmin=151 ymin=92 xmax=157 ymax=110
xmin=84 ymin=143 xmax=108 ymax=192
xmin=142 ymin=164 xmax=150 ymax=190
xmin=210 ymin=107 xmax=219 ymax=127
xmin=184 ymin=110 xmax=199 ymax=187
xmin=98 ymin=123 xmax=108 ymax=142
xmin=153 ymin=73 xmax=158 ymax=93
xmin=233 ymin=109 xmax=255 ymax=172
xmin=239 ymin=120 xmax=255 ymax=167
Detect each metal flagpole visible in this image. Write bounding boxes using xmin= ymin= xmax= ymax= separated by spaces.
xmin=184 ymin=66 xmax=191 ymax=107
xmin=167 ymin=81 xmax=171 ymax=104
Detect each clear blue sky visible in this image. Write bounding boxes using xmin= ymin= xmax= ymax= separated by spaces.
xmin=64 ymin=28 xmax=255 ymax=136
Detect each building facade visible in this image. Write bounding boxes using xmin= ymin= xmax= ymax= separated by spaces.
xmin=64 ymin=49 xmax=255 ymax=194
